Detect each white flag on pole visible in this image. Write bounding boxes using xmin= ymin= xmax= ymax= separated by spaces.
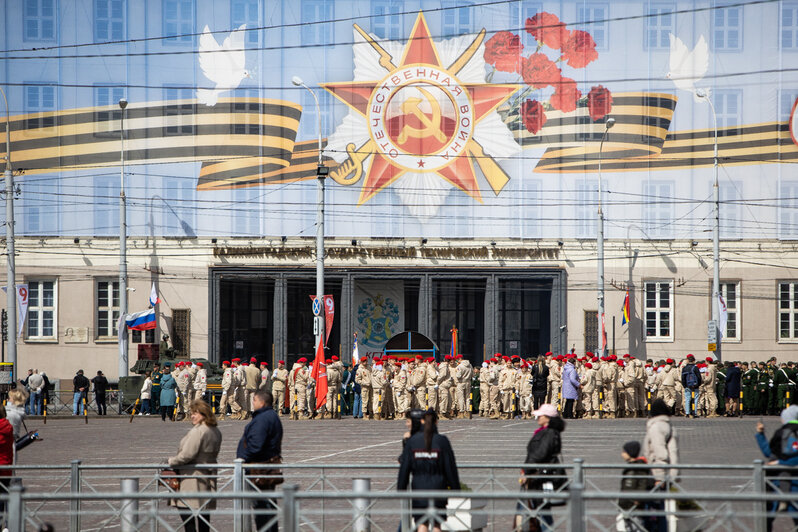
xmin=718 ymin=293 xmax=728 ymax=339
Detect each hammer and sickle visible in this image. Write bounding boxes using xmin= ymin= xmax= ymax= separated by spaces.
xmin=397 ymin=87 xmax=447 ymax=144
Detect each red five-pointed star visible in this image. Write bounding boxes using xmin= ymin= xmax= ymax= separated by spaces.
xmin=321 ymin=12 xmax=516 ymax=205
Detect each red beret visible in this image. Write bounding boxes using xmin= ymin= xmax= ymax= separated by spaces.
xmin=444 ymin=355 xmax=452 ymax=360
xmin=494 ymin=352 xmax=503 ymax=357
xmin=297 ymin=357 xmax=307 ymax=363
xmin=331 ymin=356 xmax=339 ymax=361
xmin=250 ymin=357 xmax=257 ymax=363
xmin=591 ymin=357 xmax=599 ymax=362
xmin=260 ymin=361 xmax=268 ymax=366
xmin=706 ymin=357 xmax=714 ymax=362
xmin=426 ymin=357 xmax=434 ymax=363
xmin=222 ymin=361 xmax=230 ymax=366
xmin=196 ymin=362 xmax=203 ymax=367
xmin=415 ymin=355 xmax=422 ymax=360
xmin=617 ymin=360 xmax=624 ymax=366
xmin=232 ymin=358 xmax=241 ymax=362
xmin=456 ymin=354 xmax=463 ymax=359
xmin=545 ymin=352 xmax=553 ymax=356
xmin=360 ymin=356 xmax=368 ymax=362
xmin=242 ymin=362 xmax=249 ymax=366
xmin=623 ymin=354 xmax=630 ymax=358
xmin=585 ymin=363 xmax=593 ymax=369
xmin=585 ymin=352 xmax=593 ymax=357
xmin=502 ymin=356 xmax=510 ymax=361
xmin=666 ymin=358 xmax=674 ymax=364
xmin=325 ymin=359 xmax=332 ymax=364
xmin=278 ymin=360 xmax=285 ymax=365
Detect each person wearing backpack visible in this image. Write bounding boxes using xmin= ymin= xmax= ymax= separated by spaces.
xmin=755 ymin=405 xmax=798 ymax=531
xmin=680 ymin=355 xmax=702 ymax=418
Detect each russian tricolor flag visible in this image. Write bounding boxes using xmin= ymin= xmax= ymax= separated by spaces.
xmin=126 ymin=308 xmax=156 ymax=331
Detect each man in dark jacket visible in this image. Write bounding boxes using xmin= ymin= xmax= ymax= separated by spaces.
xmin=725 ymin=362 xmax=742 ymax=416
xmin=680 ymin=355 xmax=702 ymax=418
xmin=236 ymin=390 xmax=282 ymax=532
xmin=73 ymin=370 xmax=90 ymax=415
xmin=91 ymin=371 xmax=109 ymax=415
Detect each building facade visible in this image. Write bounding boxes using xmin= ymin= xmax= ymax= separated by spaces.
xmin=1 ymin=0 xmax=797 ymax=379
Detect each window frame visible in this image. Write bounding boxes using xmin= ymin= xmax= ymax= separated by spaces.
xmin=576 ymin=3 xmax=609 ymax=50
xmin=714 ymin=280 xmax=741 ymax=342
xmin=95 ymin=279 xmax=120 ymax=341
xmin=94 ymin=0 xmax=125 ymax=43
xmin=712 ymin=1 xmax=743 ymax=51
xmin=713 ymin=89 xmax=743 ymax=131
xmin=163 ymin=86 xmax=195 ymax=136
xmin=162 ymin=0 xmax=195 ymax=44
xmin=23 ymin=0 xmax=57 ymax=42
xmin=644 ymin=279 xmax=674 ymax=342
xmin=778 ymin=281 xmax=798 ymax=342
xmin=645 ymin=2 xmax=675 ymax=50
xmin=371 ymin=0 xmax=403 ymax=40
xmin=441 ymin=0 xmax=474 ymax=37
xmin=93 ymin=84 xmax=125 ymax=138
xmin=301 ymin=0 xmax=333 ymax=45
xmin=783 ymin=2 xmax=798 ymax=50
xmin=642 ymin=180 xmax=674 ymax=239
xmin=25 ymin=279 xmax=58 ymax=342
xmin=230 ymin=0 xmax=260 ymax=45
xmin=779 ymin=180 xmax=798 ymax=240
xmin=24 ymin=84 xmax=57 ymax=133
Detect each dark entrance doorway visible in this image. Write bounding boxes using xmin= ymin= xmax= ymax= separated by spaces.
xmin=432 ymin=280 xmax=485 ymax=364
xmin=497 ymin=279 xmax=552 ymax=357
xmin=219 ymin=277 xmax=274 ymax=361
xmin=285 ymin=279 xmax=341 ymax=359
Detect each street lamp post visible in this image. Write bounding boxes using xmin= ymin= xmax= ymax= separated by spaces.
xmin=0 ymin=86 xmax=16 ymax=376
xmin=118 ymin=98 xmax=128 ymax=378
xmin=597 ymin=117 xmax=615 ymax=357
xmin=292 ymin=76 xmax=327 ymax=347
xmin=697 ymin=89 xmax=722 ymax=361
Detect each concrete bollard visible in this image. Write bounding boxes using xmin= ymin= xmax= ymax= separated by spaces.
xmin=120 ymin=477 xmax=139 ymax=532
xmin=353 ymin=478 xmax=371 ymax=532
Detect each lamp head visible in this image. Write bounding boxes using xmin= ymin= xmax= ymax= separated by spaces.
xmin=118 ymin=98 xmax=128 ymax=109
xmin=291 ymin=76 xmax=304 ymax=87
xmin=605 ymin=117 xmax=615 ymax=129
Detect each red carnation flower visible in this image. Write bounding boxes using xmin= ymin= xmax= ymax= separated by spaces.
xmin=587 ymin=85 xmax=613 ymax=121
xmin=525 ymin=12 xmax=568 ymax=50
xmin=484 ymin=31 xmax=524 ymax=73
xmin=519 ymin=99 xmax=547 ymax=134
xmin=520 ymin=53 xmax=561 ymax=89
xmin=550 ymin=77 xmax=581 ymax=113
xmin=561 ymin=30 xmax=598 ymax=68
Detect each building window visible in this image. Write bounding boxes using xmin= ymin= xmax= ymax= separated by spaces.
xmin=299 ymin=90 xmax=333 ymax=139
xmin=93 ymin=85 xmax=125 ymax=137
xmin=172 ymin=308 xmax=191 ymax=356
xmin=131 ymin=329 xmax=155 ymax=343
xmin=577 ymin=4 xmax=608 ymax=49
xmin=718 ymin=180 xmax=741 ymax=239
xmin=642 ymin=181 xmax=674 ymax=238
xmin=509 ymin=2 xmax=542 ymax=36
xmin=163 ymin=0 xmax=194 ymax=43
xmin=164 ymin=87 xmax=194 ymax=135
xmin=22 ymin=179 xmax=59 ymax=235
xmin=713 ymin=2 xmax=742 ymax=50
xmin=644 ymin=280 xmax=673 ymax=340
xmin=779 ymin=181 xmax=798 ymax=240
xmin=25 ymin=85 xmax=56 ymax=130
xmin=780 ymin=90 xmax=798 ymax=122
xmin=164 ymin=177 xmax=195 ymax=234
xmin=779 ymin=282 xmax=798 ymax=340
xmin=96 ymin=280 xmax=120 ymax=339
xmin=718 ymin=281 xmax=739 ymax=340
xmin=784 ymin=3 xmax=798 ymax=49
xmin=301 ymin=0 xmax=333 ymax=45
xmin=231 ymin=0 xmax=259 ymax=44
xmin=24 ymin=0 xmax=56 ymax=41
xmin=94 ymin=176 xmax=119 ymax=236
xmin=646 ymin=3 xmax=675 ymax=49
xmin=714 ymin=89 xmax=742 ymax=131
xmin=27 ymin=280 xmax=56 ymax=339
xmin=94 ymin=0 xmax=124 ymax=42
xmin=371 ymin=0 xmax=403 ymax=40
xmin=231 ymin=88 xmax=260 ymax=135
xmin=442 ymin=1 xmax=473 ymax=36
xmin=575 ymin=179 xmax=603 ymax=238
xmin=233 ymin=187 xmax=260 ymax=235
xmin=519 ymin=179 xmax=540 ymax=238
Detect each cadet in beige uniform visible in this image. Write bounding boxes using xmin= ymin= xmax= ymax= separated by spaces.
xmin=425 ymin=358 xmax=439 ymax=413
xmin=192 ymin=362 xmax=207 ymax=402
xmin=455 ymin=355 xmax=473 ymax=417
xmin=410 ymin=357 xmax=427 ymax=410
xmin=355 ymin=356 xmax=373 ymax=419
xmin=499 ymin=359 xmax=515 ymax=419
xmin=271 ymin=360 xmax=288 ymax=415
xmin=259 ymin=361 xmax=271 ymax=392
xmin=325 ymin=355 xmax=343 ymax=419
xmin=488 ymin=358 xmax=501 ymax=418
xmin=293 ymin=357 xmax=311 ymax=419
xmin=394 ymin=360 xmax=409 ymax=417
xmin=220 ymin=361 xmax=240 ymax=420
xmin=517 ymin=363 xmax=533 ymax=418
xmin=438 ymin=355 xmax=454 ymax=417
xmin=600 ymin=356 xmax=618 ymax=418
xmin=581 ymin=362 xmax=598 ymax=418
xmin=478 ymin=362 xmax=490 ymax=417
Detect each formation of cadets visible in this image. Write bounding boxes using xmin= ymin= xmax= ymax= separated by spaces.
xmin=191 ymin=352 xmax=798 ymax=420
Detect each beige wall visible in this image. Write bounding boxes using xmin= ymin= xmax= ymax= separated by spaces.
xmin=4 ymin=236 xmax=798 ymax=380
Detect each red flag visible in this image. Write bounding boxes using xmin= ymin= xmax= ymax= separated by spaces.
xmin=323 ymin=295 xmax=335 ymax=344
xmin=310 ymin=337 xmax=328 ymax=411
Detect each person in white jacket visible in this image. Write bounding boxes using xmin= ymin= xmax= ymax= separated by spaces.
xmin=139 ymin=371 xmax=153 ymax=416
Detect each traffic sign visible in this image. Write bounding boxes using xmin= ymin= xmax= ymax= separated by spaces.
xmin=707 ymin=320 xmax=718 ymax=344
xmin=312 ymin=297 xmax=322 ymax=316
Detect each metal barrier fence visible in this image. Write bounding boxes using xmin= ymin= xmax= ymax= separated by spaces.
xmin=2 ymin=461 xmax=797 ymax=531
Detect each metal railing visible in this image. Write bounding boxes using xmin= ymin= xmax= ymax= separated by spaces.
xmin=2 ymin=461 xmax=797 ymax=531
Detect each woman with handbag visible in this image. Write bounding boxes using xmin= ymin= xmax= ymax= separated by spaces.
xmin=516 ymin=403 xmax=566 ymax=532
xmin=166 ymin=400 xmax=222 ymax=532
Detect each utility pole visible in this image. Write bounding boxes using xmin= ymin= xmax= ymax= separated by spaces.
xmin=118 ymin=98 xmax=129 ymax=378
xmin=0 ymin=87 xmax=16 ymax=378
xmin=292 ymin=76 xmax=327 ymax=347
xmin=597 ymin=118 xmax=615 ymax=357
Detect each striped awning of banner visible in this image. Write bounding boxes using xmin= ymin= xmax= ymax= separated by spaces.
xmin=0 ymin=98 xmax=301 ymax=177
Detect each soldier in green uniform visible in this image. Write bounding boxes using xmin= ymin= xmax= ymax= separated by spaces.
xmin=471 ymin=367 xmax=481 ymax=414
xmin=741 ymin=362 xmax=756 ymax=414
xmin=341 ymin=364 xmax=353 ymax=416
xmin=715 ymin=361 xmax=727 ymax=416
xmin=767 ymin=357 xmax=779 ymax=415
xmin=150 ymin=363 xmax=162 ymax=414
xmin=774 ymin=362 xmax=796 ymax=410
xmin=788 ymin=362 xmax=798 ymax=407
xmin=755 ymin=362 xmax=771 ymax=415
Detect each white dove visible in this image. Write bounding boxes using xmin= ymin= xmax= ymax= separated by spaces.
xmin=197 ymin=24 xmax=249 ymax=106
xmin=666 ymin=33 xmax=709 ymax=102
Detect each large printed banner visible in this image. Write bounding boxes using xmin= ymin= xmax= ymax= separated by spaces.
xmin=354 ymin=280 xmax=404 ymax=355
